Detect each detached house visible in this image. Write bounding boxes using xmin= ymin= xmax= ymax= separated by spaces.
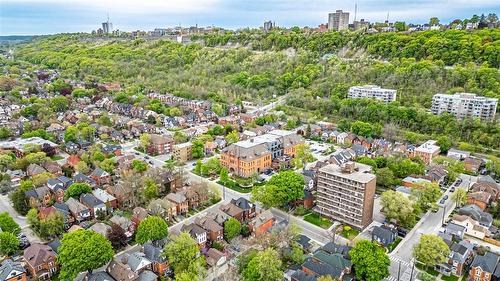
xmin=230 ymin=197 xmax=256 ymax=221
xmin=251 ymin=209 xmax=274 ymax=236
xmin=437 ymin=240 xmax=474 ymax=277
xmin=0 ymin=259 xmax=27 ymax=281
xmin=25 ymin=186 xmax=53 ymax=208
xmin=195 ymin=217 xmax=224 ymax=242
xmin=372 ymin=225 xmax=398 ymax=247
xmin=468 ymin=252 xmax=499 ymax=281
xmin=143 ymin=242 xmax=169 ymax=277
xmin=26 ymin=163 xmax=46 ymax=177
xmin=181 ymin=223 xmax=207 ymax=248
xmin=166 ymin=192 xmax=188 ymax=215
xmin=452 ymin=215 xmax=489 ymax=240
xmin=90 ymin=168 xmax=111 ymax=186
xmin=80 ymin=193 xmax=106 ymax=218
xmin=459 ymin=205 xmax=494 ymax=228
xmin=47 ymin=176 xmax=73 ymax=203
xmin=92 ymin=188 xmax=118 ymax=209
xmin=220 ymin=202 xmax=244 ymax=223
xmin=66 ymin=197 xmax=91 ymax=222
xmin=23 ymin=244 xmax=58 ymax=280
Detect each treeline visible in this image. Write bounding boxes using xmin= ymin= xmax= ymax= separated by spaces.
xmin=286 ymin=96 xmax=500 ymax=154
xmin=355 ymin=29 xmax=500 ymax=68
xmin=197 ymin=28 xmax=500 ymax=67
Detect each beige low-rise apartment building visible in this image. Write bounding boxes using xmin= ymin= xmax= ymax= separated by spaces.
xmin=315 ymin=161 xmax=376 ymax=230
xmin=173 ymin=142 xmax=193 ymax=163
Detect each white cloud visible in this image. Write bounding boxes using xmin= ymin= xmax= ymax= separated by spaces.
xmin=3 ymin=0 xmax=221 ymax=13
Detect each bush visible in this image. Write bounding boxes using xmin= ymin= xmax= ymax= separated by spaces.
xmin=418 ymin=271 xmax=436 ymax=281
xmin=294 ymin=205 xmax=307 ymax=216
xmin=212 ymin=241 xmax=224 ymax=251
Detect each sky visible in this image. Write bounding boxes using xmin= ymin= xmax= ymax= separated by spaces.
xmin=1 ymin=0 xmax=499 ymax=35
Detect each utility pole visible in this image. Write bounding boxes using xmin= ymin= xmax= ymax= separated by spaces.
xmin=409 ymin=259 xmax=415 ymax=281
xmin=397 ymin=260 xmax=401 ymax=281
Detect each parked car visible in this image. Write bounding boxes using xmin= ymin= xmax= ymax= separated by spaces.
xmin=17 ymin=233 xmax=30 ymax=249
xmin=397 ymin=228 xmax=408 ymax=237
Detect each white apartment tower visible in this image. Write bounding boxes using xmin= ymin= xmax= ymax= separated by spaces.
xmin=431 ymin=93 xmax=498 ymax=121
xmin=328 ymin=10 xmax=350 ymax=31
xmin=348 ymin=85 xmax=397 ymax=103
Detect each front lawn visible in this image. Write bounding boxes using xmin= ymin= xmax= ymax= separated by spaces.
xmin=50 ymin=155 xmax=64 ymax=161
xmin=218 ymin=180 xmax=252 ymax=194
xmin=415 ymin=262 xmax=439 ymax=276
xmin=388 ymin=237 xmax=402 ymax=252
xmin=441 ymin=274 xmax=460 ymax=281
xmin=303 ymin=213 xmax=333 ymax=229
xmin=340 ymin=226 xmax=360 ymax=240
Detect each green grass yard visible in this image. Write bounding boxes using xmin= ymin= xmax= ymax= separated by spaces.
xmin=303 ymin=213 xmax=333 ymax=229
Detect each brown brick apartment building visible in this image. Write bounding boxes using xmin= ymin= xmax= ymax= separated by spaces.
xmin=221 ymin=130 xmax=303 ymax=178
xmin=315 ymin=162 xmax=376 ymax=230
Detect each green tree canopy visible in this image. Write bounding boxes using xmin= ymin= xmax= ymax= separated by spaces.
xmin=241 ymin=248 xmax=283 ymax=281
xmin=224 ymin=217 xmax=241 ymax=241
xmin=349 ymin=240 xmax=390 ymax=281
xmin=380 ymin=190 xmax=417 ymax=227
xmin=64 ymin=183 xmax=92 ymax=200
xmin=163 ymin=232 xmax=206 ymax=278
xmin=251 ymin=170 xmax=304 ymax=207
xmin=135 ymin=216 xmax=168 ymax=244
xmin=0 ymin=212 xmax=21 ymax=235
xmin=0 ymin=232 xmax=19 ymax=256
xmin=58 ymin=229 xmax=114 ymax=280
xmin=413 ymin=234 xmax=450 ymax=268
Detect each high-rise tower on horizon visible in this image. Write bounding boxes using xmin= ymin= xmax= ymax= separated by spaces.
xmin=328 ymin=10 xmax=349 ymax=31
xmin=102 ymin=14 xmax=113 ymax=34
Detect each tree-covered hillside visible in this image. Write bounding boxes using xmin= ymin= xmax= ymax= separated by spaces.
xmin=3 ymin=30 xmax=499 ymax=153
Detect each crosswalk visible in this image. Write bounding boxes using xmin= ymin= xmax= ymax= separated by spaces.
xmin=389 ymin=255 xmax=411 ymax=268
xmin=385 ymin=255 xmax=418 ymax=281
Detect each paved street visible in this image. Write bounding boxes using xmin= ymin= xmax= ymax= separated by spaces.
xmin=0 ymin=194 xmax=41 ymax=243
xmin=385 ymin=174 xmax=477 ymax=281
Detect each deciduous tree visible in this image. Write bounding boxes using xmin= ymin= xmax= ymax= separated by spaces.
xmin=64 ymin=183 xmax=92 ymax=200
xmin=241 ymin=248 xmax=283 ymax=281
xmin=380 ymin=190 xmax=416 ymax=227
xmin=163 ymin=232 xmax=206 ymax=278
xmin=413 ymin=234 xmax=450 ymax=268
xmin=349 ymin=240 xmax=390 ymax=281
xmin=251 ymin=171 xmax=304 ymax=207
xmin=58 ymin=230 xmax=114 ymax=280
xmin=135 ymin=216 xmax=168 ymax=244
xmin=0 ymin=212 xmax=20 ymax=235
xmin=0 ymin=232 xmax=19 ymax=256
xmin=224 ymin=218 xmax=241 ymax=241
xmin=451 ymin=188 xmax=467 ymax=207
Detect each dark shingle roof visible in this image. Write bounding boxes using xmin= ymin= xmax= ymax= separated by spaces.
xmin=471 ymin=252 xmax=499 ymax=273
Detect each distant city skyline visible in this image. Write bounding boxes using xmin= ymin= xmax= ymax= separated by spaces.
xmin=1 ymin=0 xmax=499 ymax=35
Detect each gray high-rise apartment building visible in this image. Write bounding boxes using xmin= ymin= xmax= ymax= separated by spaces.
xmin=315 ymin=162 xmax=376 ymax=230
xmin=431 ymin=93 xmax=498 ymax=121
xmin=102 ymin=19 xmax=113 ymax=34
xmin=263 ymin=21 xmax=274 ymax=32
xmin=328 ymin=10 xmax=349 ymax=31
